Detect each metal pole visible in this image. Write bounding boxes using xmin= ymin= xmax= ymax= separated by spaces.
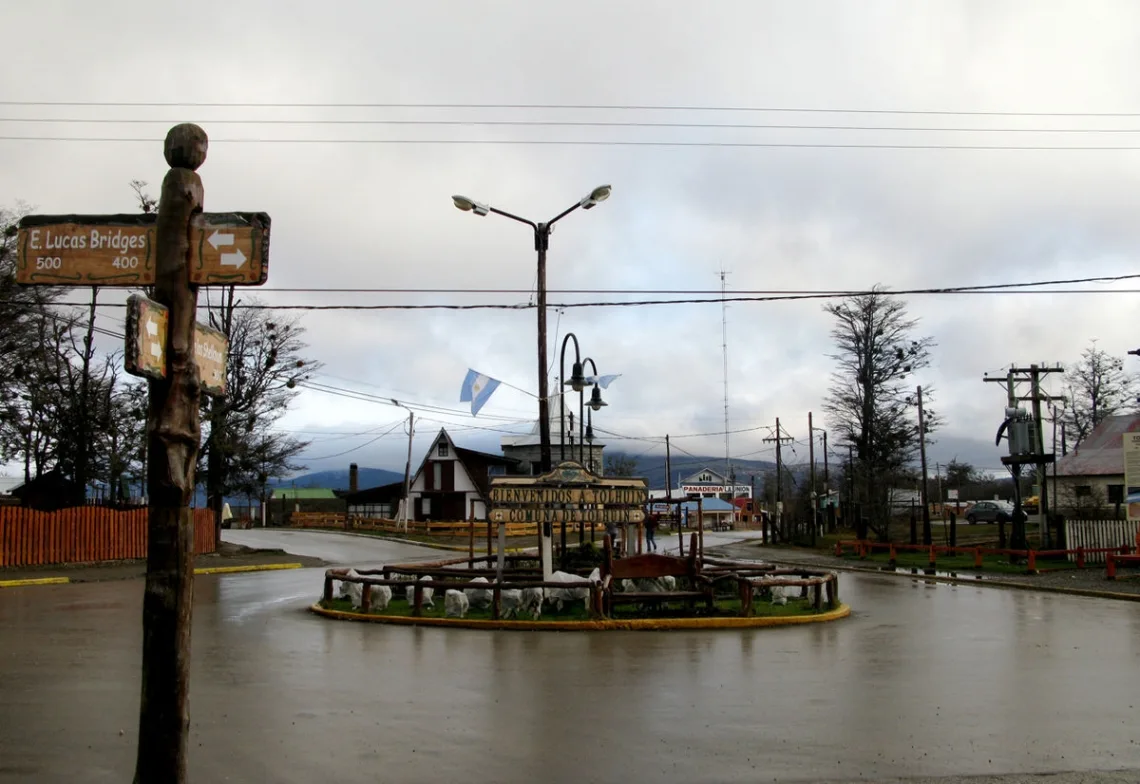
xmin=809 ymin=411 xmax=817 ymax=546
xmin=774 ymin=417 xmax=783 ymax=542
xmin=535 ymin=224 xmax=552 ymax=474
xmin=400 ymin=407 xmax=414 ymax=532
xmin=134 ymin=123 xmax=206 ymax=784
xmin=917 ymin=386 xmax=932 ymax=546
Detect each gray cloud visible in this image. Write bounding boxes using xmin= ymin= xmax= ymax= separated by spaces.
xmin=3 ymin=0 xmax=1137 ymax=482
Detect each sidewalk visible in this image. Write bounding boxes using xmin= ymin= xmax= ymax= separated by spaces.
xmin=708 ymin=540 xmax=1140 ymax=600
xmin=0 ymin=541 xmax=328 ymax=585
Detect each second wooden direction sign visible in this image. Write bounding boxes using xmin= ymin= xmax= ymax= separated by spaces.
xmin=124 ymin=295 xmax=230 ymax=397
xmin=17 ymin=213 xmax=270 ymax=287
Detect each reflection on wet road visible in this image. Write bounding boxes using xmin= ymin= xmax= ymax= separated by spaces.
xmin=1 ymin=530 xmax=1138 ymax=783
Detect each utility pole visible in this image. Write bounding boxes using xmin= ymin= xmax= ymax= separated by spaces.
xmin=984 ymin=364 xmax=1064 ymax=548
xmin=808 ymin=411 xmax=817 ymax=546
xmin=763 ymin=419 xmax=794 ymax=542
xmin=393 ymin=401 xmax=414 ymax=533
xmin=916 ymin=386 xmax=932 ymax=545
xmin=665 ymin=434 xmax=672 ymax=501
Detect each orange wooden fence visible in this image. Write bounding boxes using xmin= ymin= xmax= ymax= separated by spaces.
xmin=0 ymin=507 xmax=216 ymax=568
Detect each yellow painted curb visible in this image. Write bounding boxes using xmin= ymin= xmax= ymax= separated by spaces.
xmin=194 ymin=562 xmax=303 ymax=575
xmin=0 ymin=576 xmax=70 ymax=588
xmin=309 ymin=602 xmax=850 ymax=631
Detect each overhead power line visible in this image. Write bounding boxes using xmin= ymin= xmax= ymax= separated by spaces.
xmin=5 ymin=100 xmax=1140 ymax=117
xmin=8 ymin=136 xmax=1140 ymax=151
xmin=52 ymin=273 xmax=1140 ymax=312
xmin=10 ymin=117 xmax=1140 ymax=133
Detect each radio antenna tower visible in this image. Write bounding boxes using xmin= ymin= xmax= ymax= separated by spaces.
xmin=719 ymin=269 xmax=733 ymax=488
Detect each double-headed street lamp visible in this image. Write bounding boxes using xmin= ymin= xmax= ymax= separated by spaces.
xmin=452 ymin=185 xmax=612 ymax=474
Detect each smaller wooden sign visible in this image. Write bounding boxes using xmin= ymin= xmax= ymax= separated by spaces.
xmin=193 ymin=322 xmax=229 ymax=397
xmin=125 ymin=294 xmax=169 ymax=381
xmin=122 ymin=295 xmax=229 ymax=396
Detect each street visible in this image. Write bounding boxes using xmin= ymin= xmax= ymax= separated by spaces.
xmin=1 ymin=528 xmax=1138 ymax=783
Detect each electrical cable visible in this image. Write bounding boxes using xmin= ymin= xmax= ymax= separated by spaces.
xmin=6 ymin=99 xmax=1140 ymax=117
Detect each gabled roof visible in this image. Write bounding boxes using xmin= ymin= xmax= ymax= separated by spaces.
xmin=1055 ymin=414 xmax=1140 ymax=477
xmin=412 ymin=429 xmax=521 ymax=499
xmin=270 ymin=487 xmax=338 ymax=500
xmin=681 ymin=467 xmax=730 ymax=485
xmin=343 ymin=481 xmax=404 ymax=505
xmin=455 ymin=446 xmax=520 ymax=497
xmin=681 ymin=497 xmax=736 ymax=513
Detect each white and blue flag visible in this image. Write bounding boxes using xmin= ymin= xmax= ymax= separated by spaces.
xmin=460 ymin=369 xmax=502 ymax=416
xmin=587 ymin=374 xmax=622 ymax=389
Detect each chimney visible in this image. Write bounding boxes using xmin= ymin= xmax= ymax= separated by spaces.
xmin=349 ymin=463 xmax=359 ymax=494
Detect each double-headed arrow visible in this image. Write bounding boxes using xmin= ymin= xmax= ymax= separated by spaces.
xmin=207 ymin=230 xmax=247 ymax=268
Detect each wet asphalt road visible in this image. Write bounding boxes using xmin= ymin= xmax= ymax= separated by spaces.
xmin=1 ymin=529 xmax=1138 ymax=784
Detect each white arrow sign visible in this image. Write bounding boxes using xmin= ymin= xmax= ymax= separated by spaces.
xmin=145 ymin=318 xmax=158 ymax=337
xmin=220 ymin=248 xmax=247 ymax=268
xmin=207 ymin=230 xmax=234 ymax=250
xmin=149 ymin=341 xmax=162 ymax=359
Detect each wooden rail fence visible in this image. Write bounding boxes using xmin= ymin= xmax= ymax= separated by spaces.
xmin=0 ymin=507 xmax=216 ymax=568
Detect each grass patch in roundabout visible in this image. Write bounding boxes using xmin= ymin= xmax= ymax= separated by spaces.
xmin=311 ymin=594 xmax=850 ymax=631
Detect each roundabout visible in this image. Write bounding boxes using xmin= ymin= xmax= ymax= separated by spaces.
xmin=313 ymin=533 xmax=848 ymax=631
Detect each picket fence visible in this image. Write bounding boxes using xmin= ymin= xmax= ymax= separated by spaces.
xmin=1063 ymin=519 xmax=1140 ymax=563
xmin=0 ymin=506 xmax=216 ymax=568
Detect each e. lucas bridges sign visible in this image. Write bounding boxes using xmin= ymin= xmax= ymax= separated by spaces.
xmin=489 ymin=462 xmax=648 ymax=524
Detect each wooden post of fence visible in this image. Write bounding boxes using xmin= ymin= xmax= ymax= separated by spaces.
xmin=889 ymin=543 xmax=897 ymax=567
xmin=134 ymin=124 xmax=206 ymax=784
xmin=468 ymin=516 xmax=475 ymax=568
xmin=1077 ymin=547 xmax=1085 ymax=568
xmin=1106 ymin=554 xmax=1117 ymax=580
xmin=486 ymin=519 xmax=492 ymax=559
xmin=697 ymin=497 xmax=704 ymax=559
xmin=975 ymin=547 xmax=983 ymax=568
xmin=1027 ymin=549 xmax=1037 ymax=574
xmin=360 ymin=583 xmax=372 ymax=612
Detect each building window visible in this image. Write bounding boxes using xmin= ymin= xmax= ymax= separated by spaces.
xmin=1107 ymin=485 xmax=1124 ymax=504
xmin=698 ymin=473 xmax=712 ymax=483
xmin=488 ymin=465 xmax=507 ymax=477
xmin=1074 ymin=485 xmax=1092 ymax=497
xmin=422 ymin=497 xmax=431 ymax=515
xmin=433 ymin=463 xmax=443 ymax=488
xmin=438 ymin=442 xmax=449 ymax=457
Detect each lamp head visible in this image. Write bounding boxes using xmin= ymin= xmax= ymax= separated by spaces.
xmin=565 ymin=361 xmax=587 ymax=393
xmin=580 ymin=184 xmax=612 ymax=210
xmin=452 ymin=195 xmax=489 ymax=216
xmin=588 ymin=385 xmax=607 ymax=411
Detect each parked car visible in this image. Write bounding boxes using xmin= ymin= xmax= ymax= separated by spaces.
xmin=965 ymin=500 xmax=1013 ymax=524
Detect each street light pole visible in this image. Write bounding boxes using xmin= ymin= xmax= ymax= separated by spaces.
xmin=392 ymin=399 xmax=414 ymax=533
xmin=453 ymin=185 xmax=612 ymax=475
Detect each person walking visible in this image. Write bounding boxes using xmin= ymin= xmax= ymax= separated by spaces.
xmin=645 ymin=513 xmax=659 ymax=552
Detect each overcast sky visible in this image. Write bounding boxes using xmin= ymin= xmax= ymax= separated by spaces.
xmin=5 ymin=1 xmax=1140 ymax=485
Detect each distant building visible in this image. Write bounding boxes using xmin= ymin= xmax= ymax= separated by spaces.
xmin=501 ymin=401 xmax=604 ymax=475
xmin=268 ymin=486 xmax=343 ymax=524
xmin=676 ymin=467 xmax=752 ymax=502
xmin=406 ymin=428 xmax=519 ymax=521
xmin=1054 ymin=414 xmax=1140 ymax=515
xmin=10 ymin=469 xmax=85 ymax=511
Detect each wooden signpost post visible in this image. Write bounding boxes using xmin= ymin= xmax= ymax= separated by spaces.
xmin=17 ymin=123 xmax=269 ymax=784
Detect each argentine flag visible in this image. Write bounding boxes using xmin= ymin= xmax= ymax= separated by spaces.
xmin=587 ymin=374 xmax=622 ymax=389
xmin=460 ymin=369 xmax=502 ymax=416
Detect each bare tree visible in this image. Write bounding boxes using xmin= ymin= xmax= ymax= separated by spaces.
xmin=603 ymin=453 xmax=638 ymax=477
xmin=1063 ymin=342 xmax=1137 ymax=447
xmin=201 ymin=291 xmax=319 ymax=536
xmin=823 ymin=287 xmax=936 ymax=539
